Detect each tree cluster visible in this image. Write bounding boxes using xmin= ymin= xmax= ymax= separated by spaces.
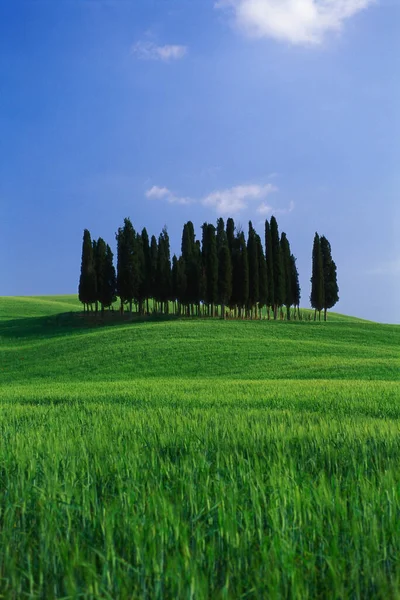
xmin=78 ymin=216 xmax=338 ymax=320
xmin=310 ymin=233 xmax=339 ymax=321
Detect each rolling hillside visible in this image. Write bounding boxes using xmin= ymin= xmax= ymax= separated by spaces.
xmin=0 ymin=295 xmax=399 ymax=599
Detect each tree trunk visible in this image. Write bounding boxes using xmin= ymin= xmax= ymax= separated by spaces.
xmin=324 ymin=308 xmax=327 ymax=321
xmin=314 ymin=309 xmax=317 ymax=321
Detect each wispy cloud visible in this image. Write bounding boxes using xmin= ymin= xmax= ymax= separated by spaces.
xmin=132 ymin=41 xmax=187 ymax=61
xmin=203 ymin=184 xmax=277 ymax=214
xmin=145 ymin=182 xmax=294 ymax=216
xmin=366 ymin=258 xmax=400 ymax=276
xmin=215 ymin=0 xmax=376 ymax=45
xmin=146 ymin=185 xmax=193 ymax=205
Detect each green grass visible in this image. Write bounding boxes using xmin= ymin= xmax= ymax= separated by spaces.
xmin=0 ymin=295 xmax=399 ymax=599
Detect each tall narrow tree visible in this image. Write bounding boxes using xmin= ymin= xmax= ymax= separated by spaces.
xmin=310 ymin=233 xmax=324 ymax=321
xmin=150 ymin=235 xmax=158 ymax=311
xmin=141 ymin=228 xmax=151 ymax=314
xmin=265 ymin=220 xmax=274 ymax=319
xmin=116 ymin=218 xmax=136 ymax=313
xmin=280 ymin=232 xmax=293 ymax=320
xmin=104 ymin=244 xmax=117 ymax=310
xmin=237 ymin=230 xmax=249 ymax=318
xmin=247 ymin=222 xmax=259 ymax=318
xmin=202 ymin=223 xmax=218 ymax=316
xmin=217 ymin=229 xmax=232 ymax=319
xmin=78 ymin=229 xmax=97 ymax=312
xmin=135 ymin=232 xmax=146 ymax=315
xmin=256 ymin=234 xmax=268 ymax=319
xmin=270 ymin=216 xmax=285 ymax=319
xmin=94 ymin=237 xmax=107 ymax=312
xmin=320 ymin=235 xmax=339 ymax=321
xmin=290 ymin=254 xmax=301 ymax=319
xmin=156 ymin=227 xmax=171 ymax=313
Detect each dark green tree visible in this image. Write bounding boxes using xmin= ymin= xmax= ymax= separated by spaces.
xmin=247 ymin=222 xmax=259 ymax=318
xmin=181 ymin=222 xmax=199 ymax=314
xmin=150 ymin=235 xmax=158 ymax=311
xmin=141 ymin=228 xmax=151 ymax=314
xmin=78 ymin=229 xmax=97 ymax=312
xmin=116 ymin=218 xmax=136 ymax=314
xmin=202 ymin=223 xmax=218 ymax=316
xmin=216 ymin=218 xmax=225 ymax=254
xmin=156 ymin=227 xmax=171 ymax=313
xmin=290 ymin=254 xmax=301 ymax=319
xmin=171 ymin=255 xmax=179 ymax=314
xmin=270 ymin=216 xmax=285 ymax=319
xmin=236 ymin=230 xmax=249 ymax=317
xmin=176 ymin=256 xmax=187 ymax=315
xmin=280 ymin=232 xmax=293 ymax=320
xmin=265 ymin=220 xmax=274 ymax=319
xmin=226 ymin=218 xmax=235 ymax=255
xmin=134 ymin=232 xmax=146 ymax=315
xmin=217 ymin=229 xmax=232 ymax=319
xmin=310 ymin=233 xmax=324 ymax=321
xmin=256 ymin=234 xmax=268 ymax=319
xmin=103 ymin=244 xmax=117 ymax=310
xmin=93 ymin=237 xmax=106 ymax=312
xmin=320 ymin=235 xmax=339 ymax=321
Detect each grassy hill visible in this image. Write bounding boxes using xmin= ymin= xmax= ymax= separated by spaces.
xmin=0 ymin=296 xmax=399 ymax=599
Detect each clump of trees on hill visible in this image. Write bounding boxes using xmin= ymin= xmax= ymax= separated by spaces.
xmin=79 ymin=216 xmax=338 ymax=320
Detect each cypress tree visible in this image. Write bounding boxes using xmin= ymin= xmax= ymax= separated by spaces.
xmin=310 ymin=233 xmax=324 ymax=321
xmin=78 ymin=229 xmax=97 ymax=312
xmin=216 ymin=218 xmax=225 ymax=254
xmin=226 ymin=218 xmax=235 ymax=258
xmin=280 ymin=232 xmax=293 ymax=320
xmin=256 ymin=234 xmax=268 ymax=319
xmin=116 ymin=217 xmax=136 ymax=314
xmin=290 ymin=254 xmax=301 ymax=319
xmin=171 ymin=255 xmax=179 ymax=314
xmin=150 ymin=235 xmax=158 ymax=311
xmin=156 ymin=227 xmax=171 ymax=313
xmin=270 ymin=216 xmax=285 ymax=319
xmin=134 ymin=232 xmax=146 ymax=314
xmin=217 ymin=229 xmax=232 ymax=319
xmin=202 ymin=223 xmax=218 ymax=316
xmin=94 ymin=237 xmax=107 ymax=312
xmin=181 ymin=222 xmax=199 ymax=314
xmin=141 ymin=228 xmax=151 ymax=314
xmin=320 ymin=235 xmax=339 ymax=321
xmin=194 ymin=240 xmax=204 ymax=316
xmin=176 ymin=256 xmax=187 ymax=315
xmin=237 ymin=230 xmax=249 ymax=318
xmin=92 ymin=239 xmax=99 ymax=313
xmin=265 ymin=220 xmax=274 ymax=319
xmin=104 ymin=244 xmax=117 ymax=310
xmin=247 ymin=222 xmax=259 ymax=318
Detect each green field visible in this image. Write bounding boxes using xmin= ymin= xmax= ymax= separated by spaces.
xmin=0 ymin=296 xmax=399 ymax=599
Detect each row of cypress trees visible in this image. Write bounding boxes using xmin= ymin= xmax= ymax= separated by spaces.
xmin=79 ymin=215 xmax=337 ymax=320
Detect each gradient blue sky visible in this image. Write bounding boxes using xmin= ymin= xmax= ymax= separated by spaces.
xmin=1 ymin=0 xmax=399 ymax=322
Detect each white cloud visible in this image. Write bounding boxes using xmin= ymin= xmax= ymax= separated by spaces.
xmin=132 ymin=41 xmax=187 ymax=61
xmin=203 ymin=184 xmax=277 ymax=214
xmin=145 ymin=182 xmax=293 ymax=215
xmin=257 ymin=202 xmax=273 ymax=216
xmin=215 ymin=0 xmax=375 ymax=45
xmin=146 ymin=186 xmax=170 ymax=200
xmin=146 ymin=185 xmax=193 ymax=205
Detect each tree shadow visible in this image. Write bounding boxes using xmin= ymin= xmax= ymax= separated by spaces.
xmin=0 ymin=310 xmax=183 ymax=341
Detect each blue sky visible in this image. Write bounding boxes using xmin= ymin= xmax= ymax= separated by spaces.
xmin=1 ymin=0 xmax=399 ymax=322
